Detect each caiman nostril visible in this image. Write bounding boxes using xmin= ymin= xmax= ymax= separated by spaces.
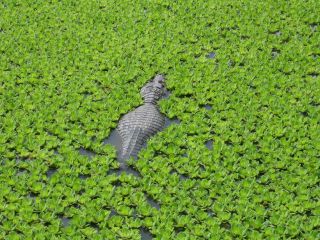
xmin=154 ymin=83 xmax=163 ymax=88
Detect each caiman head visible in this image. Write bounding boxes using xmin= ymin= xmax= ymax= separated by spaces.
xmin=140 ymin=74 xmax=166 ymax=104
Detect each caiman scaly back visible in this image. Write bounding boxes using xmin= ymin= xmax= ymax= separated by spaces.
xmin=116 ymin=74 xmax=166 ymax=163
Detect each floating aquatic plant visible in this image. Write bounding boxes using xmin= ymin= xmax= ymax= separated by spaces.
xmin=0 ymin=0 xmax=319 ymax=239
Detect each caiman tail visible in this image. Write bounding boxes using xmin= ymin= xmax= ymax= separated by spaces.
xmin=118 ymin=127 xmax=145 ymax=163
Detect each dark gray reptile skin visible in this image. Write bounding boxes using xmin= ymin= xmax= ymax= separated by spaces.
xmin=116 ymin=74 xmax=166 ymax=162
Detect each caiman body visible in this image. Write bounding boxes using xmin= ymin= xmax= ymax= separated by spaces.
xmin=116 ymin=74 xmax=166 ymax=163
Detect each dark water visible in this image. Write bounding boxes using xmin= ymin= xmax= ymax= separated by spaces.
xmin=28 ymin=192 xmax=37 ymax=200
xmin=103 ymin=129 xmax=123 ymax=150
xmin=145 ymin=194 xmax=160 ymax=210
xmin=79 ymin=147 xmax=96 ymax=158
xmin=109 ymin=209 xmax=117 ymax=217
xmin=205 ymin=140 xmax=213 ymax=150
xmin=310 ymin=24 xmax=317 ymax=31
xmin=220 ymin=221 xmax=231 ymax=229
xmin=108 ymin=165 xmax=141 ymax=177
xmin=179 ymin=173 xmax=189 ymax=180
xmin=207 ymin=210 xmax=216 ymax=217
xmin=61 ymin=217 xmax=70 ymax=227
xmin=170 ymin=169 xmax=189 ymax=181
xmin=274 ymin=31 xmax=281 ymax=36
xmin=206 ymin=52 xmax=216 ymax=59
xmin=164 ymin=117 xmax=180 ymax=128
xmin=162 ymin=89 xmax=171 ymax=99
xmin=140 ymin=227 xmax=153 ymax=240
xmin=46 ymin=168 xmax=57 ymax=178
xmin=204 ymin=104 xmax=212 ymax=110
xmin=79 ymin=173 xmax=90 ymax=179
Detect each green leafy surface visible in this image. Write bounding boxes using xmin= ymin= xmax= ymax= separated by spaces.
xmin=0 ymin=0 xmax=319 ymax=239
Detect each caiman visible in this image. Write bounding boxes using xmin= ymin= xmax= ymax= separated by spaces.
xmin=116 ymin=74 xmax=166 ymax=164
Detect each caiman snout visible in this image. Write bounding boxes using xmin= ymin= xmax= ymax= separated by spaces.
xmin=153 ymin=74 xmax=165 ymax=89
xmin=154 ymin=74 xmax=165 ymax=83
